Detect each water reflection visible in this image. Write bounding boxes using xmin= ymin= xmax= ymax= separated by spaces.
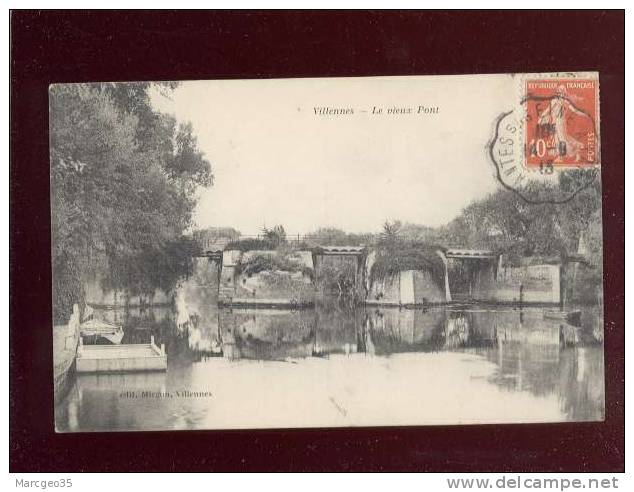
xmin=55 ymin=300 xmax=605 ymax=431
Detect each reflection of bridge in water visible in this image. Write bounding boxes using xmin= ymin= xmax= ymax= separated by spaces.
xmin=58 ymin=302 xmax=604 ymax=431
xmin=131 ymin=300 xmax=602 ymax=422
xmin=174 ymin=300 xmax=589 ymax=363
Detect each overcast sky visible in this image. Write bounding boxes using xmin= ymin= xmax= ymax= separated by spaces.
xmin=151 ymin=75 xmax=511 ymax=236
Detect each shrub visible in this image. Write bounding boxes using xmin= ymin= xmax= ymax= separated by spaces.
xmin=370 ymin=242 xmax=445 ymax=289
xmin=237 ymin=253 xmax=314 ymax=280
xmin=225 ymin=238 xmax=275 ymax=252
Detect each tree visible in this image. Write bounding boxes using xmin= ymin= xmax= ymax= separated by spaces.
xmin=50 ymin=83 xmax=212 ymax=322
xmin=302 ymin=227 xmax=372 ymax=247
xmin=437 ymin=173 xmax=602 ymax=262
xmin=378 ymin=220 xmax=402 ymax=249
xmin=399 ymin=223 xmax=440 ymax=243
xmin=262 ymin=225 xmax=287 ymax=247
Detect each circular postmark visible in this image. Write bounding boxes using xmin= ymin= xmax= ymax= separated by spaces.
xmin=488 ymin=78 xmax=600 ymax=204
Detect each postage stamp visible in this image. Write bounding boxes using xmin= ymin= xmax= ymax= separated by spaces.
xmin=488 ymin=72 xmax=600 ymax=203
xmin=524 ymin=78 xmax=600 ymax=169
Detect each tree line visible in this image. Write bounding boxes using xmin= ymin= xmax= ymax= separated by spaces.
xmin=204 ymin=169 xmax=602 ymax=293
xmin=197 ymin=170 xmax=602 ymax=274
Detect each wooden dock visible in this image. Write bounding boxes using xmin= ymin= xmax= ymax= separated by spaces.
xmin=76 ymin=335 xmax=167 ymax=373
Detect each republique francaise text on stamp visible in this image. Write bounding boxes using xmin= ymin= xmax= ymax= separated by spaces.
xmin=489 ymin=72 xmax=600 ymax=204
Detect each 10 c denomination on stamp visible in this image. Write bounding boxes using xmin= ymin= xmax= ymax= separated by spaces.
xmin=489 ymin=72 xmax=600 ymax=204
xmin=524 ymin=78 xmax=600 ymax=169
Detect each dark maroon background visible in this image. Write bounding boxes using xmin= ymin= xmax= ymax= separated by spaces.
xmin=10 ymin=10 xmax=624 ymax=472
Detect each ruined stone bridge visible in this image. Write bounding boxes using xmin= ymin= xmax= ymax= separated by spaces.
xmin=191 ymin=245 xmax=560 ymax=307
xmin=83 ymin=244 xmax=565 ymax=310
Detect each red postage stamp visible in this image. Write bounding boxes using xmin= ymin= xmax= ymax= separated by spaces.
xmin=524 ymin=78 xmax=600 ymax=169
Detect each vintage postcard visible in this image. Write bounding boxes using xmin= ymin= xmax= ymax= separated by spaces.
xmin=51 ymin=73 xmax=604 ymax=432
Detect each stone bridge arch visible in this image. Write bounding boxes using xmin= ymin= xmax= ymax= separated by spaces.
xmin=312 ymin=246 xmax=368 ymax=295
xmin=440 ymin=249 xmax=500 ymax=301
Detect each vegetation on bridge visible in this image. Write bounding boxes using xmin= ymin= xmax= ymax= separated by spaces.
xmin=225 ymin=225 xmax=288 ymax=251
xmin=369 ymin=220 xmax=446 ymax=289
xmin=236 ymin=253 xmax=314 ymax=280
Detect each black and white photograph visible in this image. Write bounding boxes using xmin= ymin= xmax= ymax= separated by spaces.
xmin=9 ymin=9 xmax=625 ymax=475
xmin=50 ymin=73 xmax=605 ymax=432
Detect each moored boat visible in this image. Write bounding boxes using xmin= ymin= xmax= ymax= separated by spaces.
xmin=80 ymin=318 xmax=124 ymax=344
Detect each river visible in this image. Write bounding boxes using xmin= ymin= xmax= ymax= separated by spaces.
xmin=55 ymin=288 xmax=604 ymax=431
